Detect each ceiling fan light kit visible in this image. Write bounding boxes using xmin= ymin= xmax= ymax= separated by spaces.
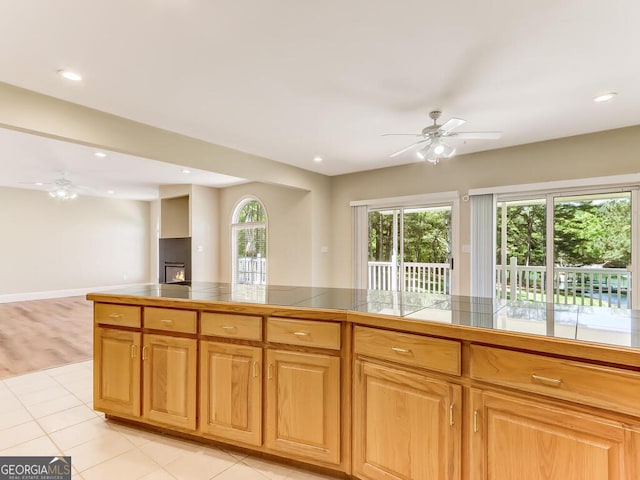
xmin=384 ymin=110 xmax=502 ymax=164
xmin=48 ymin=177 xmax=79 ymax=200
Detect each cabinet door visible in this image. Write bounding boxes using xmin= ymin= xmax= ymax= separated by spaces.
xmin=199 ymin=341 xmax=262 ymax=446
xmin=353 ymin=359 xmax=461 ymax=480
xmin=265 ymin=349 xmax=341 ymax=464
xmin=94 ymin=327 xmax=141 ymax=417
xmin=469 ymin=389 xmax=633 ymax=480
xmin=142 ymin=334 xmax=197 ymax=430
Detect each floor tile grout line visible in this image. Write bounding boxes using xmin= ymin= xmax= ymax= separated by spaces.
xmin=0 ymin=363 xmax=94 ymax=453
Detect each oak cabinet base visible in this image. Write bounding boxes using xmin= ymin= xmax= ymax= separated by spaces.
xmin=265 ymin=349 xmax=341 ymax=465
xmin=470 ymin=389 xmax=638 ymax=480
xmin=353 ymin=359 xmax=461 ymax=480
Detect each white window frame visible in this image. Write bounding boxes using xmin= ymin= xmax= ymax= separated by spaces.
xmin=489 ymin=180 xmax=639 ymax=307
xmin=351 ymin=191 xmax=460 ymax=294
xmin=231 ymin=196 xmax=268 ymax=285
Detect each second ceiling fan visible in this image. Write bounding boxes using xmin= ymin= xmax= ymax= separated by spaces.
xmin=384 ymin=110 xmax=502 ymax=164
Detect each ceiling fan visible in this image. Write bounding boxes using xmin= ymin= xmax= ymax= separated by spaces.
xmin=20 ymin=173 xmax=84 ymax=200
xmin=48 ymin=176 xmax=79 ymax=200
xmin=383 ymin=110 xmax=502 ymax=164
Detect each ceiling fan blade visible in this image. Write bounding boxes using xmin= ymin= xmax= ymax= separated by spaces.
xmin=449 ymin=131 xmax=502 ymax=140
xmin=439 ymin=118 xmax=466 ymax=134
xmin=389 ymin=138 xmax=431 ymax=157
xmin=381 ymin=133 xmax=423 ymax=137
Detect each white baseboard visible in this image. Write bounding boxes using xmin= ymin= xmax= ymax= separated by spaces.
xmin=0 ymin=283 xmax=151 ymax=304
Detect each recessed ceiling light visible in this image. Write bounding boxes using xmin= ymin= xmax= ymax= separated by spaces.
xmin=593 ymin=92 xmax=617 ymax=103
xmin=181 ymin=168 xmax=191 ymax=174
xmin=94 ymin=152 xmax=107 ymax=158
xmin=57 ymin=69 xmax=83 ymax=82
xmin=313 ymin=156 xmax=323 ymax=163
xmin=107 ymin=190 xmax=115 ymax=195
xmin=35 ymin=182 xmax=44 ymax=186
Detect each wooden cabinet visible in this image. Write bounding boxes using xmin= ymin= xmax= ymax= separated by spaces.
xmin=469 ymin=389 xmax=639 ymax=480
xmin=94 ymin=326 xmax=141 ymax=417
xmin=352 ymin=325 xmax=462 ymax=480
xmin=468 ymin=344 xmax=640 ymax=480
xmin=264 ymin=317 xmax=343 ymax=464
xmin=142 ymin=333 xmax=197 ymax=430
xmin=90 ymin=295 xmax=640 ymax=480
xmin=353 ymin=358 xmax=461 ymax=480
xmin=265 ymin=348 xmax=341 ymax=464
xmin=93 ymin=304 xmax=197 ymax=431
xmin=199 ymin=340 xmax=262 ymax=445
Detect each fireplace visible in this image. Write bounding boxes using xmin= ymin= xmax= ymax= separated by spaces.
xmin=165 ymin=262 xmax=186 ymax=283
xmin=159 ymin=237 xmax=192 ymax=283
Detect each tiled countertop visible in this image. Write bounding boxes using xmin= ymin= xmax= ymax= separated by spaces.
xmin=89 ymin=282 xmax=640 ymax=350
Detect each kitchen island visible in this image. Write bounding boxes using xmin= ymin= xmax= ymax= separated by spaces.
xmin=87 ymin=282 xmax=640 ymax=480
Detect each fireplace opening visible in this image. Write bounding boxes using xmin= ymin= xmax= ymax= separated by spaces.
xmin=159 ymin=237 xmax=192 ymax=284
xmin=165 ymin=263 xmax=186 ymax=283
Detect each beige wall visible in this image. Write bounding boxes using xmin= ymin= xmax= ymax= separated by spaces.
xmin=190 ymin=185 xmax=219 ymax=282
xmin=0 ymin=82 xmax=333 ymax=288
xmin=0 ymin=187 xmax=150 ymax=296
xmin=330 ymin=125 xmax=640 ymax=293
xmin=2 ymin=82 xmax=640 ymax=295
xmin=218 ymin=183 xmax=312 ymax=286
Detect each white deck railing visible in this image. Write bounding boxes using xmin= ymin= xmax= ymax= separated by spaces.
xmin=237 ymin=257 xmax=266 ymax=285
xmin=368 ymin=259 xmax=630 ymax=307
xmin=368 ymin=261 xmax=450 ymax=294
xmin=496 ymin=259 xmax=630 ymax=308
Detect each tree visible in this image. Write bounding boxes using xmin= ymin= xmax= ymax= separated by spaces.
xmin=496 ymin=203 xmax=546 ymax=266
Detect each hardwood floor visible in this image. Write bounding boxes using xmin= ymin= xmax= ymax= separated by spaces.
xmin=0 ymin=296 xmax=93 ymax=379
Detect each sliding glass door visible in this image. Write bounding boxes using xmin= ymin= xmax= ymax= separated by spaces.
xmin=368 ymin=205 xmax=452 ymax=294
xmin=496 ymin=190 xmax=633 ymax=308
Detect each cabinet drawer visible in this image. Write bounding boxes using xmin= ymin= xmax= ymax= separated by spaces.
xmin=470 ymin=344 xmax=640 ymax=416
xmin=201 ymin=312 xmax=262 ymax=341
xmin=95 ymin=303 xmax=141 ymax=328
xmin=144 ymin=307 xmax=197 ymax=334
xmin=354 ymin=326 xmax=461 ymax=376
xmin=266 ymin=317 xmax=340 ymax=350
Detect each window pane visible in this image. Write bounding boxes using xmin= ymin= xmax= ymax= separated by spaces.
xmin=553 ymin=192 xmax=630 ymax=307
xmin=496 ymin=198 xmax=546 ymax=302
xmin=233 ymin=199 xmax=267 ymax=285
xmin=238 ymin=200 xmax=265 ymax=223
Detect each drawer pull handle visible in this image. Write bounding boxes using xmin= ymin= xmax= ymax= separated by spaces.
xmin=293 ymin=331 xmax=310 ymax=336
xmin=531 ymin=374 xmax=562 ymax=387
xmin=221 ymin=325 xmax=237 ymax=330
xmin=161 ymin=319 xmax=173 ymax=324
xmin=449 ymin=403 xmax=454 ymax=426
xmin=268 ymin=363 xmax=273 ymax=380
xmin=391 ymin=347 xmax=412 ymax=354
xmin=142 ymin=346 xmax=148 ymax=361
xmin=108 ymin=313 xmax=122 ymax=319
xmin=473 ymin=410 xmax=479 ymax=433
xmin=253 ymin=362 xmax=258 ymax=378
xmin=131 ymin=345 xmax=137 ymax=359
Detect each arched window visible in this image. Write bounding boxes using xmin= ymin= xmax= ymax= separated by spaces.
xmin=232 ymin=197 xmax=267 ymax=285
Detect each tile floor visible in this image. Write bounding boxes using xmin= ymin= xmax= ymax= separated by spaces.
xmin=0 ymin=361 xmax=339 ymax=480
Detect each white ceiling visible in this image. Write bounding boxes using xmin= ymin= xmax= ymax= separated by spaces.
xmin=1 ymin=0 xmax=639 ymax=199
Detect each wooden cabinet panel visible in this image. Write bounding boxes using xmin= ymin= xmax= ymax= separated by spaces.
xmin=354 ymin=326 xmax=461 ymax=375
xmin=142 ymin=334 xmax=197 ymax=430
xmin=267 ymin=317 xmax=341 ymax=350
xmin=201 ymin=312 xmax=262 ymax=341
xmin=353 ymin=359 xmax=461 ymax=480
xmin=144 ymin=307 xmax=197 ymax=334
xmin=470 ymin=389 xmax=633 ymax=480
xmin=199 ymin=341 xmax=262 ymax=446
xmin=265 ymin=349 xmax=341 ymax=464
xmin=95 ymin=303 xmax=141 ymax=328
xmin=93 ymin=327 xmax=141 ymax=416
xmin=470 ymin=344 xmax=640 ymax=417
